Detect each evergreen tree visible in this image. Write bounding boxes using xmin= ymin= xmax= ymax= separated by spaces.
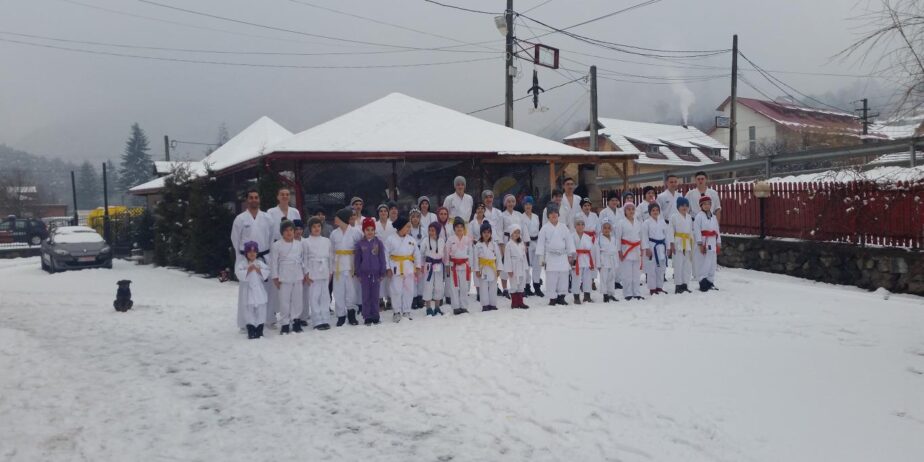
xmin=186 ymin=169 xmax=235 ymax=275
xmin=105 ymin=159 xmax=122 ymax=204
xmin=76 ymin=161 xmax=101 ymax=209
xmin=118 ymin=123 xmax=154 ymax=192
xmin=256 ymin=164 xmax=282 ymax=211
xmin=152 ymin=166 xmax=191 ymax=267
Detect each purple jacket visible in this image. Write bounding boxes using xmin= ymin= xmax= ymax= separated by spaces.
xmin=354 ymin=237 xmax=387 ymax=280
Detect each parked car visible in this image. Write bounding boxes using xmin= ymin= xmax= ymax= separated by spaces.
xmin=0 ymin=216 xmax=48 ymax=246
xmin=41 ymin=226 xmax=112 ymax=273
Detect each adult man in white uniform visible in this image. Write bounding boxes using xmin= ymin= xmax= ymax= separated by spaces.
xmin=230 ymin=189 xmax=274 ymax=329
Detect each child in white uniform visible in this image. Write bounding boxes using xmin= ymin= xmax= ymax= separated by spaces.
xmin=520 ymin=196 xmax=543 ymax=297
xmin=571 ymin=216 xmax=598 ymax=304
xmin=270 ymin=220 xmax=307 ymax=334
xmin=473 ymin=222 xmax=501 ymax=311
xmin=614 ymin=202 xmax=644 ymax=300
xmin=597 ymin=218 xmax=620 ymax=303
xmin=641 ymin=203 xmax=669 ymax=295
xmin=535 ymin=203 xmax=576 ymax=306
xmin=330 ymin=208 xmax=362 ymax=326
xmin=303 ymin=217 xmax=333 ymax=330
xmin=235 ymin=241 xmax=269 ymax=339
xmin=409 ymin=208 xmax=425 ymax=310
xmin=444 ymin=217 xmax=473 ymax=315
xmin=504 ymin=223 xmax=529 ymax=309
xmin=668 ymin=197 xmax=695 ymax=294
xmin=694 ymin=196 xmax=721 ymax=292
xmin=375 ymin=204 xmax=393 ymax=310
xmin=420 ymin=222 xmax=446 ymax=316
xmin=385 ymin=216 xmax=421 ymax=322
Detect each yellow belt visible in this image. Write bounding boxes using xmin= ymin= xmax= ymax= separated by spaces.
xmin=478 ymin=257 xmax=497 ymax=273
xmin=334 ymin=249 xmax=354 ymax=278
xmin=674 ymin=232 xmax=693 ymax=251
xmin=389 ymin=254 xmax=415 ymax=275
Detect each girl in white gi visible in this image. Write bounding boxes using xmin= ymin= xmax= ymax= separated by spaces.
xmin=473 ymin=222 xmax=501 ymax=311
xmin=385 ymin=216 xmax=421 ymax=322
xmin=637 ymin=186 xmax=657 ymax=222
xmin=641 ymin=202 xmax=668 ymax=295
xmin=330 ymin=208 xmax=362 ymax=326
xmin=504 ymin=224 xmax=529 ymax=309
xmin=520 ymin=196 xmax=543 ymax=297
xmin=693 ymin=196 xmax=721 ymax=292
xmin=536 ymin=203 xmax=576 ymax=306
xmin=420 ymin=222 xmax=446 ymax=316
xmin=668 ymin=197 xmax=695 ymax=294
xmin=598 ymin=193 xmax=622 ymax=231
xmin=235 ymin=241 xmax=269 ymax=339
xmin=597 ymin=218 xmax=620 ymax=303
xmin=271 ymin=220 xmax=307 ymax=334
xmin=291 ymin=220 xmax=311 ymax=328
xmin=468 ymin=203 xmax=488 ymax=239
xmin=614 ymin=202 xmax=645 ymax=300
xmin=230 ymin=189 xmax=275 ymax=329
xmin=375 ymin=204 xmax=393 ymax=310
xmin=409 ymin=209 xmax=426 ymax=310
xmin=499 ymin=194 xmax=521 ymax=299
xmin=444 ymin=217 xmax=473 ymax=315
xmin=571 ymin=216 xmax=598 ymax=304
xmin=418 ymin=196 xmax=435 ymax=230
xmin=577 ymin=197 xmax=600 ymax=292
xmin=303 ymin=217 xmax=333 ymax=330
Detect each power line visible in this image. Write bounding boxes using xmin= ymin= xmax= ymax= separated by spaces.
xmin=522 ymin=0 xmax=555 ymax=14
xmin=467 ymin=76 xmax=585 ymax=114
xmin=422 ymin=0 xmax=500 ymax=15
xmin=0 ymin=36 xmax=499 ymax=69
xmin=739 ymin=50 xmax=855 ymax=113
xmin=548 ymin=0 xmax=663 ymax=33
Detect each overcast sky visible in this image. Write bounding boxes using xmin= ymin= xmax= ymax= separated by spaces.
xmin=0 ymin=0 xmax=893 ymax=165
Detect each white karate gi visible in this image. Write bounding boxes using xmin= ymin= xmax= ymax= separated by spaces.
xmin=473 ymin=240 xmax=501 ymax=308
xmin=303 ymin=235 xmax=332 ymax=327
xmin=385 ymin=234 xmax=421 ymax=315
xmin=641 ymin=216 xmax=668 ymax=291
xmin=330 ymin=226 xmax=361 ymax=318
xmin=668 ymin=211 xmax=695 ymax=287
xmin=230 ymin=209 xmax=274 ymax=328
xmin=560 ymin=193 xmax=582 ymax=230
xmin=443 ymin=192 xmax=474 ymax=223
xmin=410 ymin=225 xmax=426 ymax=300
xmin=685 ymin=188 xmax=723 ymax=215
xmin=571 ymin=232 xmax=598 ymax=295
xmin=693 ymin=211 xmax=721 ymax=284
xmin=375 ymin=220 xmax=394 ymax=300
xmin=266 ymin=206 xmax=302 ymax=242
xmin=504 ymin=240 xmax=528 ymax=293
xmin=535 ymin=221 xmax=576 ymax=300
xmin=614 ymin=218 xmax=644 ymax=298
xmin=420 ymin=236 xmax=446 ymax=302
xmin=419 ymin=212 xmax=436 ymax=231
xmin=656 ymin=189 xmax=681 ymax=224
xmin=637 ymin=201 xmax=658 ymax=222
xmin=597 ymin=233 xmax=620 ymax=298
xmin=521 ymin=212 xmax=542 ymax=286
xmin=270 ymin=239 xmax=306 ymax=327
xmin=469 ymin=218 xmax=488 ymax=239
xmin=444 ymin=233 xmax=474 ymax=311
xmin=598 ymin=207 xmax=622 ymax=231
xmin=235 ymin=258 xmax=269 ymax=327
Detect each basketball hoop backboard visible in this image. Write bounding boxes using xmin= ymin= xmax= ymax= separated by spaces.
xmin=533 ymin=43 xmax=559 ymax=69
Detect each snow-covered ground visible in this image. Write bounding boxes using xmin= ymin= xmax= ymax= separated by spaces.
xmin=1 ymin=258 xmax=922 ymax=462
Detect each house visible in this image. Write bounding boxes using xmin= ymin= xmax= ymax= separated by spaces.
xmin=563 ymin=118 xmax=727 ymax=184
xmin=710 ymin=97 xmax=889 ymax=157
xmin=130 ymin=93 xmax=637 ymax=213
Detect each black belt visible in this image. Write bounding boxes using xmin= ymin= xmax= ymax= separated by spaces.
xmin=530 ymin=236 xmax=538 ymax=241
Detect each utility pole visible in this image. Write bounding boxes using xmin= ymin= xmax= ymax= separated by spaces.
xmin=164 ymin=135 xmax=171 ymax=162
xmin=729 ymin=34 xmax=738 ymax=163
xmin=589 ymin=65 xmax=599 ymax=152
xmin=102 ymin=162 xmax=111 ymax=244
xmin=504 ymin=0 xmax=514 ymax=128
xmin=861 ymin=98 xmax=869 ymax=136
xmin=581 ymin=65 xmax=602 ymax=205
xmin=70 ymin=171 xmax=78 ymax=226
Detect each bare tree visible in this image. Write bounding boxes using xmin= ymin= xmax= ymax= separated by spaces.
xmin=839 ymin=0 xmax=924 ymax=117
xmin=0 ymin=168 xmax=34 ymax=216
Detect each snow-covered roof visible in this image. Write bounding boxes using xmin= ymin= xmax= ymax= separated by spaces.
xmin=717 ymin=97 xmax=889 ymax=140
xmin=268 ymin=93 xmax=593 ymax=157
xmin=129 ymin=176 xmax=168 ymax=194
xmin=153 ymin=161 xmax=199 ymax=176
xmin=870 ymin=113 xmax=924 ymax=140
xmin=564 ymin=118 xmax=727 ymax=166
xmin=867 ymin=150 xmax=924 ymax=166
xmin=204 ymin=116 xmax=293 ymax=172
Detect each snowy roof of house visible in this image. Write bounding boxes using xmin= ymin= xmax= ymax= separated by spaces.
xmin=869 ymin=113 xmax=924 ymax=140
xmin=267 ymin=93 xmax=596 ymax=157
xmin=5 ymin=186 xmax=37 ymax=194
xmin=717 ymin=97 xmax=888 ymax=139
xmin=867 ymin=150 xmax=924 ymax=166
xmin=128 ymin=176 xmax=167 ymax=194
xmin=153 ymin=161 xmax=200 ymax=176
xmin=564 ymin=118 xmax=728 ymax=166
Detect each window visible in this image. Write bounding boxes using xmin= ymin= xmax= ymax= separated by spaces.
xmin=14 ymin=221 xmax=26 ymax=230
xmin=748 ymin=126 xmax=757 ymax=155
xmin=647 ymin=144 xmax=660 ymax=154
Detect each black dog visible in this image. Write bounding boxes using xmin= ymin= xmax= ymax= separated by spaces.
xmin=114 ymin=280 xmax=133 ymax=312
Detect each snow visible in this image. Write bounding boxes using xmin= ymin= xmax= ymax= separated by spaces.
xmin=51 ymin=227 xmax=104 ymax=244
xmin=768 ymin=165 xmax=924 ymax=184
xmin=565 ymin=118 xmax=727 ymax=166
xmin=268 ymin=93 xmax=596 ymax=156
xmin=1 ymin=259 xmax=922 ymax=461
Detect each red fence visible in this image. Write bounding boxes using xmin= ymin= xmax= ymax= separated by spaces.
xmin=606 ymin=181 xmax=924 ymax=249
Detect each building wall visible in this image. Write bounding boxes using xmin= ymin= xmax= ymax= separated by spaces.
xmin=712 ymin=104 xmax=779 ymax=157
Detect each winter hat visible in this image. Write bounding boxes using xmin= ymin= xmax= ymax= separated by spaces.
xmin=428 ymin=221 xmax=442 ymax=235
xmin=417 ymin=196 xmax=430 ymax=208
xmin=350 ymin=196 xmax=364 ymax=206
xmin=600 ymin=217 xmax=614 ymax=227
xmin=362 ymin=217 xmax=376 ymax=231
xmin=699 ymin=195 xmax=712 ymax=205
xmin=574 ymin=216 xmax=585 ymax=226
xmin=335 ymin=207 xmax=352 ymax=224
xmin=503 ymin=193 xmax=516 ymax=205
xmin=243 ymin=241 xmax=260 ymax=253
xmin=522 ymin=195 xmax=534 ymax=205
xmin=545 ymin=202 xmax=560 ymax=215
xmin=409 ymin=208 xmax=421 ymax=219
xmin=392 ymin=215 xmax=409 ymax=231
xmin=580 ymin=197 xmax=592 ymax=207
xmin=479 ymin=221 xmax=492 ymax=235
xmin=623 ymin=191 xmax=635 ymax=202
xmin=676 ymin=197 xmax=690 ymax=209
xmin=623 ymin=201 xmax=636 ymax=209
xmin=482 ymin=189 xmax=494 ymax=201
xmin=452 ymin=216 xmax=466 ymax=229
xmin=507 ymin=223 xmax=521 ymax=235
xmin=453 ymin=176 xmax=467 ymax=187
xmin=306 ymin=217 xmax=322 ymax=230
xmin=376 ymin=203 xmax=388 ymax=213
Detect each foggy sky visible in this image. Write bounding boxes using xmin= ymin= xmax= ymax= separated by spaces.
xmin=0 ymin=0 xmax=891 ymax=165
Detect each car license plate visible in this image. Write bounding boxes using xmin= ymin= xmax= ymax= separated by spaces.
xmin=78 ymin=256 xmax=96 ymax=262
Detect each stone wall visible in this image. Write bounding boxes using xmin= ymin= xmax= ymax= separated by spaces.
xmin=718 ymin=236 xmax=924 ymax=296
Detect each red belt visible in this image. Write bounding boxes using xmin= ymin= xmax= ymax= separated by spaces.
xmin=575 ymin=249 xmax=595 ymax=275
xmin=620 ymin=239 xmax=641 ymax=260
xmin=585 ymin=231 xmax=597 ymax=244
xmin=701 ymin=230 xmax=718 ymax=238
xmin=450 ymin=257 xmax=470 ymax=287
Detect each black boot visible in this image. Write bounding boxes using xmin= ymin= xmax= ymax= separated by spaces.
xmin=524 ymin=284 xmax=535 ymax=296
xmin=434 ymin=307 xmax=445 ymax=315
xmin=426 ymin=307 xmax=434 ymax=316
xmin=533 ymin=283 xmax=544 ymax=297
xmin=699 ymin=279 xmax=711 ymax=292
xmin=557 ymin=295 xmax=569 ymax=305
xmin=445 ymin=297 xmax=451 ymax=305
xmin=336 ymin=316 xmax=346 ymax=327
xmin=292 ymin=321 xmax=303 ymax=333
xmin=315 ymin=323 xmax=331 ymax=331
xmin=453 ymin=308 xmax=464 ymax=315
xmin=502 ymin=290 xmax=510 ymax=299
xmin=385 ymin=299 xmax=393 ymax=311
xmin=615 ymin=282 xmax=623 ymax=289
xmin=246 ymin=324 xmax=256 ymax=339
xmin=674 ymin=285 xmax=682 ymax=294
xmin=347 ymin=309 xmax=359 ymax=325
xmin=256 ymin=324 xmax=264 ymax=338
xmin=549 ymin=297 xmax=558 ymax=306
xmin=583 ymin=292 xmax=593 ymax=303
xmin=573 ymin=294 xmax=582 ymax=305
xmin=280 ymin=324 xmax=290 ymax=335
xmin=299 ymin=319 xmax=308 ymax=327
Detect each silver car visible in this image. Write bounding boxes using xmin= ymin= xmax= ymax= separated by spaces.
xmin=41 ymin=226 xmax=113 ymax=273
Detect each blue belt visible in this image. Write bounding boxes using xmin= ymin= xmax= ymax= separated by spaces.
xmin=649 ymin=238 xmax=666 ymax=266
xmin=425 ymin=256 xmax=442 ymax=281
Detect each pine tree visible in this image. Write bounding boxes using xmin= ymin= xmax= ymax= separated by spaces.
xmin=76 ymin=161 xmax=101 ymax=209
xmin=186 ymin=169 xmax=235 ymax=275
xmin=118 ymin=123 xmax=154 ymax=192
xmin=153 ymin=166 xmax=191 ymax=267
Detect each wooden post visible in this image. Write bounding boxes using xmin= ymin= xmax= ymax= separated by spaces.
xmin=549 ymin=160 xmax=556 ymax=192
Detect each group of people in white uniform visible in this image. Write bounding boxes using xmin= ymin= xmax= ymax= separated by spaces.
xmin=230 ymin=171 xmax=723 ymax=338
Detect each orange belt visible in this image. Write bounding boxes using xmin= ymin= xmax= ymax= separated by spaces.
xmin=575 ymin=249 xmax=595 ymax=275
xmin=450 ymin=257 xmax=471 ymax=287
xmin=584 ymin=231 xmax=597 ymax=244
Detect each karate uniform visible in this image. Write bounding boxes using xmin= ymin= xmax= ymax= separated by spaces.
xmin=637 ymin=201 xmax=657 ymax=222
xmin=303 ymin=235 xmax=332 ymax=327
xmin=504 ymin=239 xmax=528 ymax=293
xmin=473 ymin=239 xmax=501 ymax=309
xmin=560 ymin=193 xmax=582 ymax=230
xmin=330 ymin=226 xmax=362 ymax=319
xmin=443 ymin=192 xmax=474 ymax=223
xmin=668 ymin=211 xmax=695 ymax=287
xmin=469 ymin=218 xmax=488 ymax=240
xmin=656 ymin=190 xmax=681 ymax=224
xmin=598 ymin=207 xmax=622 ymax=230
xmin=535 ymin=221 xmax=576 ymax=300
xmin=267 ymin=206 xmax=302 ymax=242
xmin=641 ymin=216 xmax=668 ymax=291
xmin=521 ymin=212 xmax=542 ymax=287
xmin=230 ymin=210 xmax=274 ymax=328
xmin=354 ymin=237 xmax=387 ymax=322
xmin=444 ymin=233 xmax=474 ymax=311
xmin=685 ymin=188 xmax=723 ymax=215
xmin=571 ymin=232 xmax=598 ymax=295
xmin=410 ymin=225 xmax=426 ymax=301
xmin=693 ymin=211 xmax=721 ymax=284
xmin=419 ymin=212 xmax=436 ymax=231
xmin=375 ymin=220 xmax=394 ymax=300
xmin=385 ymin=233 xmax=421 ymax=315
xmin=614 ymin=218 xmax=644 ymax=298
xmin=420 ymin=236 xmax=446 ymax=302
xmin=597 ymin=233 xmax=620 ymax=299
xmin=577 ymin=210 xmax=600 ymax=282
xmin=234 ymin=258 xmax=269 ymax=328
xmin=270 ymin=239 xmax=306 ymax=327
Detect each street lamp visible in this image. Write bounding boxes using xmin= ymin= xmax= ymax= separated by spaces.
xmin=494 ymin=16 xmax=507 ymax=36
xmin=753 ymin=181 xmax=772 ymax=239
